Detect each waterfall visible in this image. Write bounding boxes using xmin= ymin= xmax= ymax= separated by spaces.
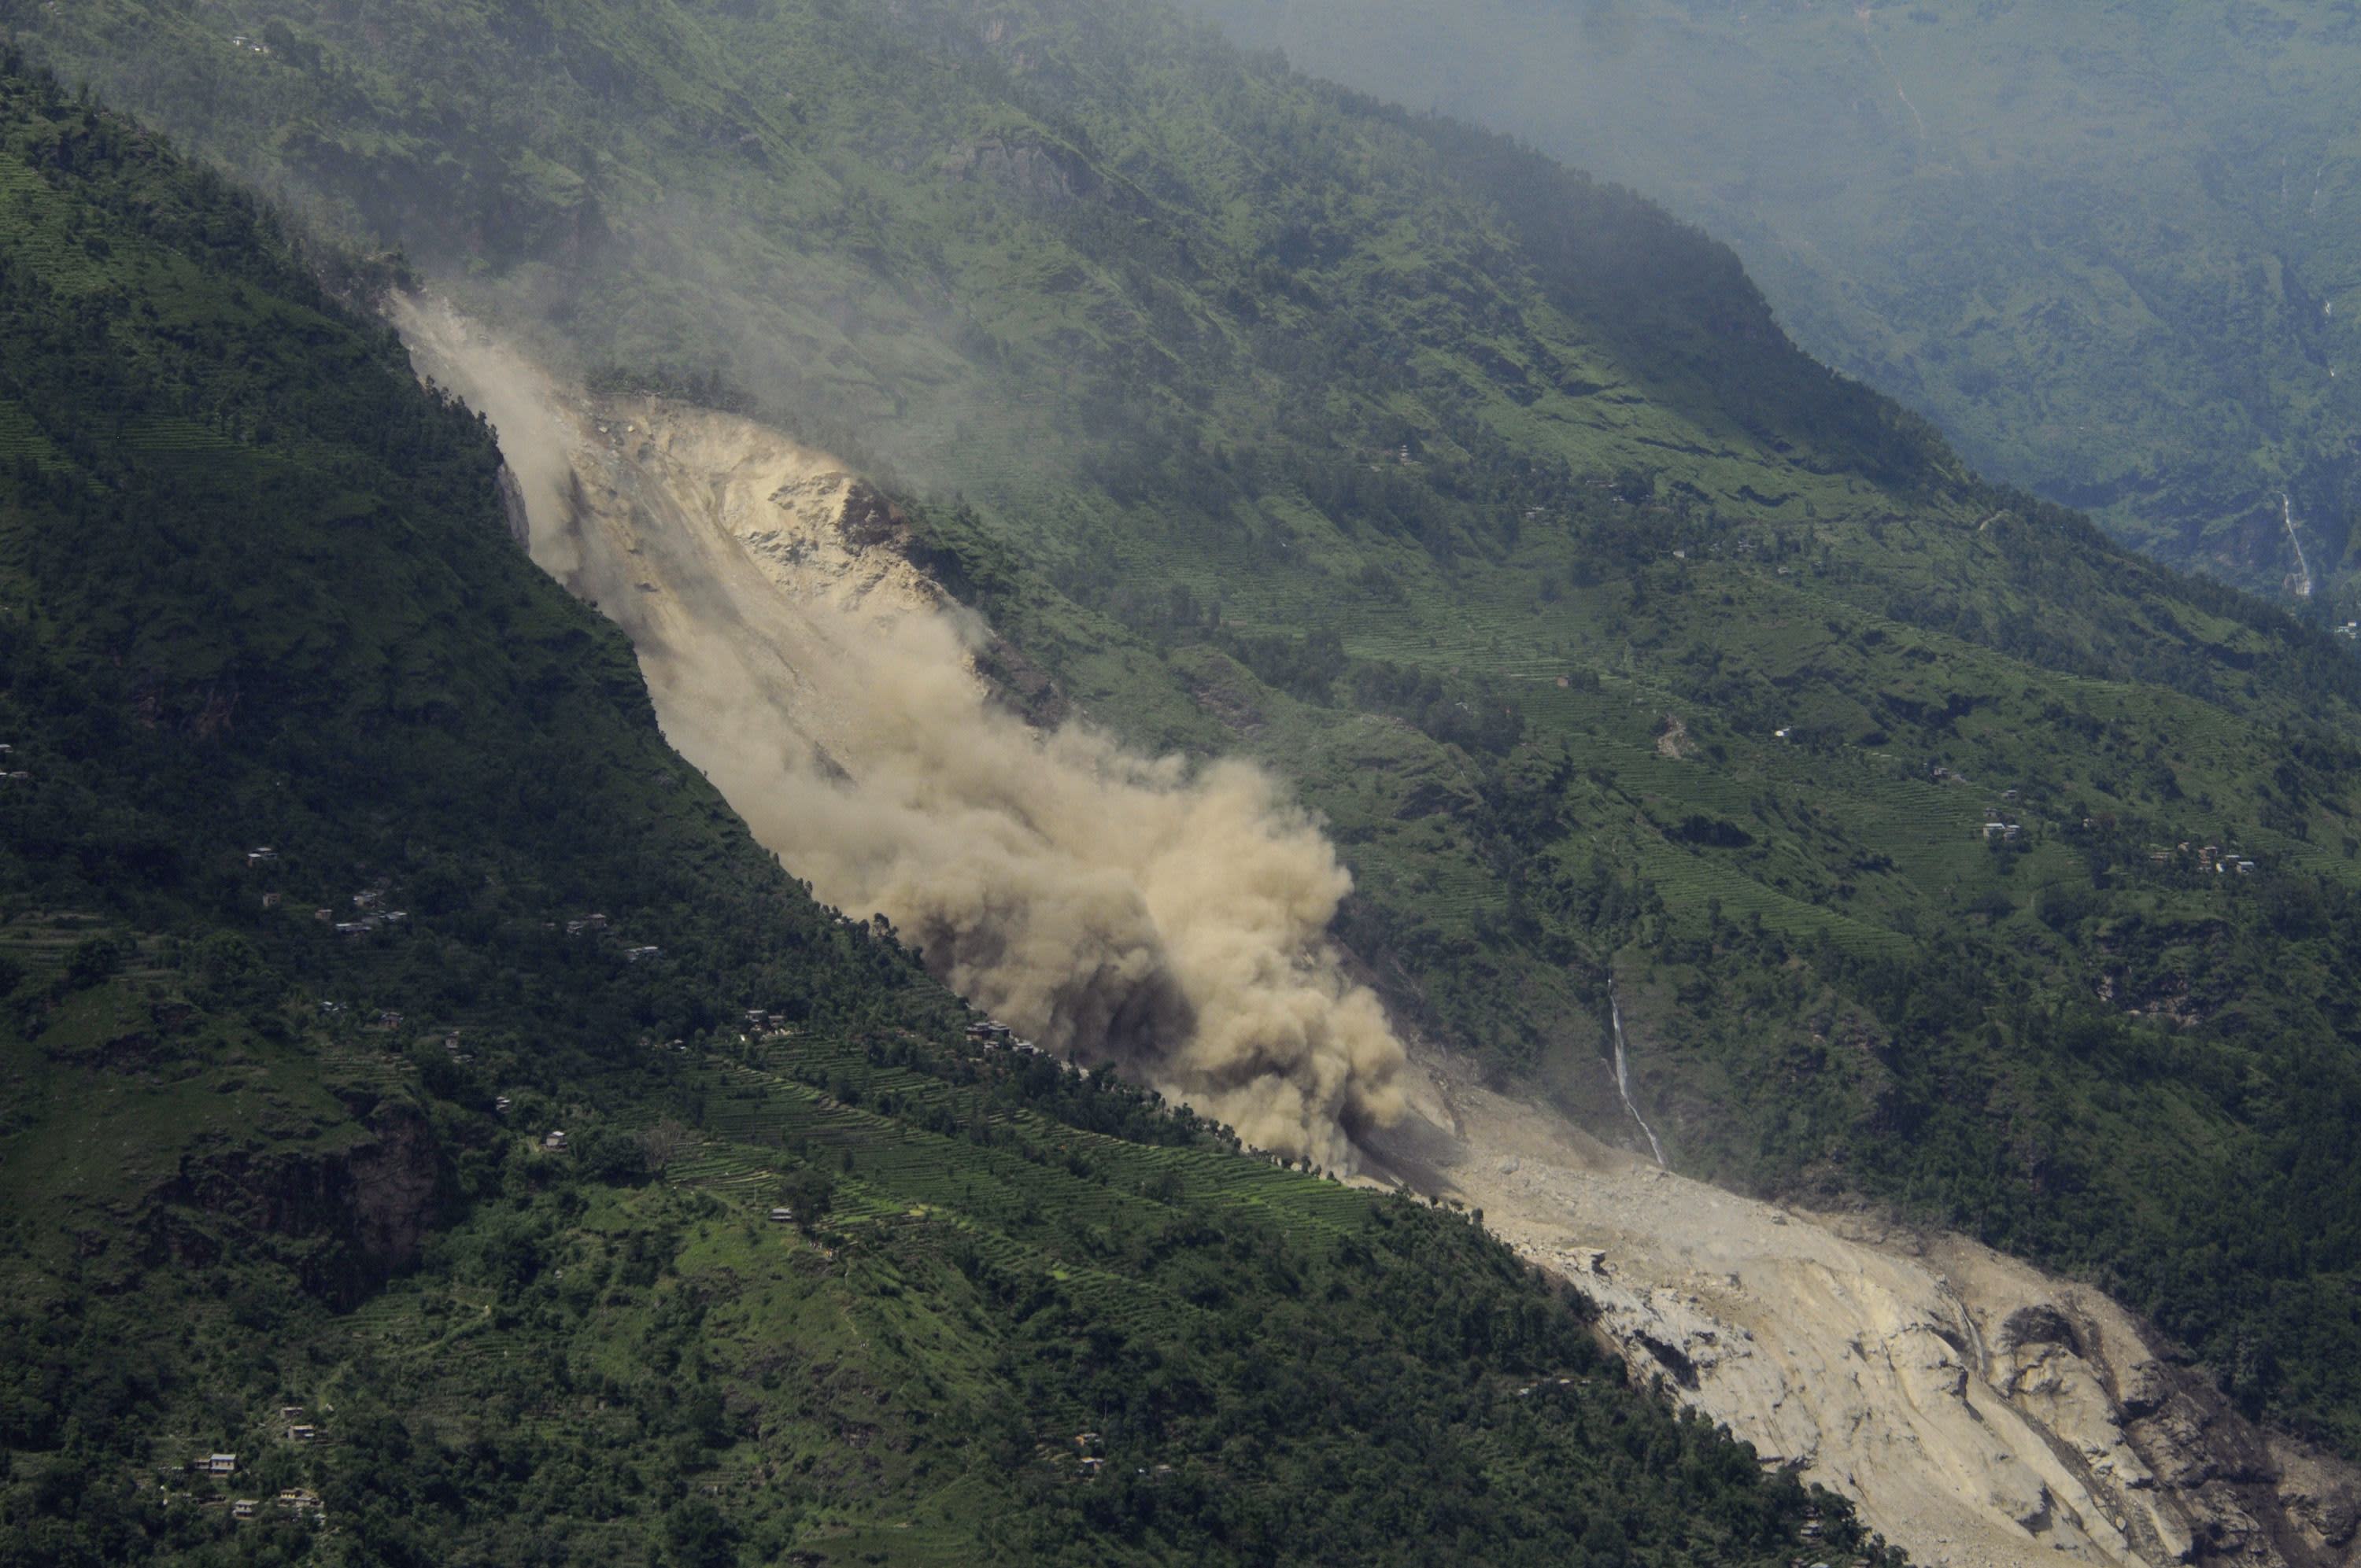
xmin=2283 ymin=493 xmax=2315 ymax=600
xmin=1608 ymin=985 xmax=1667 ymax=1168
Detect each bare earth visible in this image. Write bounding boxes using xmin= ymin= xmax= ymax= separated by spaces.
xmin=1364 ymin=1039 xmax=2361 ymax=1567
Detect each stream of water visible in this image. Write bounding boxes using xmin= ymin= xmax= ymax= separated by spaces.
xmin=2284 ymin=493 xmax=2315 ymax=599
xmin=1608 ymin=987 xmax=1667 ymax=1168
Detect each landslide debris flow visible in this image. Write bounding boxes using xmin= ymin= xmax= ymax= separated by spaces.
xmin=394 ymin=299 xmax=1405 ymax=1171
xmin=1367 ymin=1041 xmax=2361 ymax=1568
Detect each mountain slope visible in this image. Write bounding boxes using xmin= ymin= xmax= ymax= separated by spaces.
xmin=0 ymin=57 xmax=1879 ymax=1566
xmin=19 ymin=0 xmax=2361 ymax=1464
xmin=1174 ymin=0 xmax=2361 ymax=606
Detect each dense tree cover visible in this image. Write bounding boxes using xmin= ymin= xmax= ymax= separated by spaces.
xmin=21 ymin=0 xmax=2361 ymax=1457
xmin=0 ymin=59 xmax=1887 ymax=1565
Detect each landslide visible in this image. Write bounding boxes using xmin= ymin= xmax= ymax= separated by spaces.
xmin=1371 ymin=1033 xmax=2361 ymax=1568
xmin=30 ymin=0 xmax=2361 ymax=1455
xmin=393 ymin=304 xmax=2361 ymax=1566
xmin=397 ymin=300 xmax=1412 ymax=1171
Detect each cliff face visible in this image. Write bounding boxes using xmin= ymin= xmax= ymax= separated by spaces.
xmin=149 ymin=1101 xmax=443 ymax=1306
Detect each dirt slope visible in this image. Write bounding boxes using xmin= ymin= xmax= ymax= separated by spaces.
xmin=1366 ymin=1041 xmax=2361 ymax=1567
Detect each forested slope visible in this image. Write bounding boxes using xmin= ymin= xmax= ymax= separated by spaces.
xmin=0 ymin=60 xmax=1879 ymax=1566
xmin=15 ymin=0 xmax=2361 ymax=1457
xmin=1177 ymin=0 xmax=2361 ymax=607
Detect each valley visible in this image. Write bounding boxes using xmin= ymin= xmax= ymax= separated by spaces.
xmin=7 ymin=2 xmax=2361 ymax=1561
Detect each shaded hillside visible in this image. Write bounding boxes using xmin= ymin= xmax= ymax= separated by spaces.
xmin=1177 ymin=0 xmax=2361 ymax=607
xmin=17 ymin=0 xmax=2361 ymax=1455
xmin=0 ymin=60 xmax=1881 ymax=1566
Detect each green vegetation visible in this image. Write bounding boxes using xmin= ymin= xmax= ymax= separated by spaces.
xmin=1177 ymin=0 xmax=2361 ymax=607
xmin=18 ymin=0 xmax=2361 ymax=1468
xmin=0 ymin=55 xmax=1884 ymax=1565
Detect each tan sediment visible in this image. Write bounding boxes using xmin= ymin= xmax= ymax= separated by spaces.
xmin=1365 ymin=1039 xmax=2359 ymax=1567
xmin=390 ymin=297 xmax=1405 ymax=1170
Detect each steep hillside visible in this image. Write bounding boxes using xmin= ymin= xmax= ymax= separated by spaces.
xmin=0 ymin=59 xmax=1880 ymax=1566
xmin=19 ymin=0 xmax=2361 ymax=1465
xmin=1177 ymin=0 xmax=2361 ymax=606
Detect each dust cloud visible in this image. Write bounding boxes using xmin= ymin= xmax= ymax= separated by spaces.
xmin=395 ymin=297 xmax=1405 ymax=1170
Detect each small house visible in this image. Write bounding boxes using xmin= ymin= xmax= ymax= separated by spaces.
xmin=1077 ymin=1457 xmax=1105 ymax=1477
xmin=334 ymin=921 xmax=368 ymax=936
xmin=2001 ymin=789 xmax=2019 ymax=802
xmin=286 ymin=1424 xmax=316 ymax=1443
xmin=494 ymin=1096 xmax=512 ymax=1115
xmin=207 ymin=1454 xmax=238 ymax=1475
xmin=544 ymin=1130 xmax=568 ymax=1151
xmin=314 ymin=908 xmax=334 ymax=923
xmin=231 ymin=1499 xmax=257 ymax=1519
xmin=246 ymin=847 xmax=278 ymax=866
xmin=2237 ymin=860 xmax=2256 ymax=874
xmin=353 ymin=891 xmax=380 ymax=909
xmin=768 ymin=1208 xmax=795 ymax=1223
xmin=623 ymin=945 xmax=661 ymax=962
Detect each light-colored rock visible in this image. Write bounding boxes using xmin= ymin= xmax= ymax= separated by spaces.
xmin=1362 ymin=1039 xmax=2361 ymax=1568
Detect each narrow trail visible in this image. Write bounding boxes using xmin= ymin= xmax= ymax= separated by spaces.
xmin=1856 ymin=6 xmax=1929 ymax=138
xmin=2284 ymin=493 xmax=2315 ymax=599
xmin=1606 ymin=985 xmax=1666 ymax=1168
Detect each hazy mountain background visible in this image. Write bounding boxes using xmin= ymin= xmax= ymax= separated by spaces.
xmin=1178 ymin=0 xmax=2361 ymax=608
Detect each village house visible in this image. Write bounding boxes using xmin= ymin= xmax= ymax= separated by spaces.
xmin=261 ymin=891 xmax=282 ymax=909
xmin=246 ymin=847 xmax=278 ymax=867
xmin=544 ymin=1130 xmax=568 ymax=1151
xmin=623 ymin=945 xmax=661 ymax=962
xmin=205 ymin=1454 xmax=238 ymax=1475
xmin=768 ymin=1207 xmax=796 ymax=1223
xmin=286 ymin=1424 xmax=317 ymax=1443
xmin=495 ymin=1096 xmax=512 ymax=1115
xmin=231 ymin=1499 xmax=257 ymax=1519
